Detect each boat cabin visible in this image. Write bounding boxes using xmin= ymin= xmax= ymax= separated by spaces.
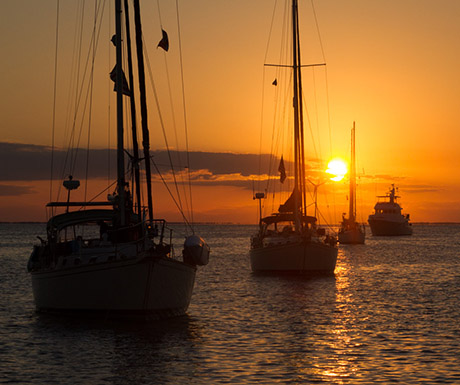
xmin=259 ymin=213 xmax=317 ymax=236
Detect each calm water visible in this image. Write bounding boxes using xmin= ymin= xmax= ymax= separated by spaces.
xmin=0 ymin=223 xmax=459 ymax=384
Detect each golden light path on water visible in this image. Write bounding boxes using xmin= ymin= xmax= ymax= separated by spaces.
xmin=2 ymin=224 xmax=460 ymax=383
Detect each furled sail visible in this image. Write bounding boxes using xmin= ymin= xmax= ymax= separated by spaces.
xmin=278 ymin=188 xmax=300 ymax=213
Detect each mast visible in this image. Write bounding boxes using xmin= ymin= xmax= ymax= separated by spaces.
xmin=132 ymin=0 xmax=154 ymax=223
xmin=123 ymin=0 xmax=142 ymax=217
xmin=115 ymin=0 xmax=126 ymax=225
xmin=295 ymin=0 xmax=307 ymax=220
xmin=264 ymin=0 xmax=325 ymax=228
xmin=349 ymin=122 xmax=356 ymax=222
xmin=292 ymin=0 xmax=301 ymax=232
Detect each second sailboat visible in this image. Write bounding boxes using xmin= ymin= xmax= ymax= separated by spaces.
xmin=250 ymin=0 xmax=338 ymax=274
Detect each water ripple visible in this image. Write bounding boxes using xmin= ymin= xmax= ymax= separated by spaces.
xmin=0 ymin=224 xmax=459 ymax=383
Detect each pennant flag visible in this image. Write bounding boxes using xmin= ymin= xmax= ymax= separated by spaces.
xmin=272 ymin=78 xmax=278 ymax=86
xmin=110 ymin=65 xmax=131 ymax=96
xmin=157 ymin=29 xmax=169 ymax=51
xmin=278 ymin=155 xmax=286 ymax=184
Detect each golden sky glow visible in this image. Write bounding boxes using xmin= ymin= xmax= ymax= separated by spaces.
xmin=1 ymin=1 xmax=460 ymax=223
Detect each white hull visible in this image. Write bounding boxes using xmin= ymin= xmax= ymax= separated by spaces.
xmin=250 ymin=241 xmax=337 ymax=273
xmin=31 ymin=255 xmax=196 ymax=319
xmin=338 ymin=229 xmax=365 ymax=244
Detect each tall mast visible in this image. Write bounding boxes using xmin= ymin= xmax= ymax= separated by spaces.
xmin=132 ymin=0 xmax=154 ymax=223
xmin=292 ymin=0 xmax=302 ymax=231
xmin=115 ymin=0 xmax=126 ymax=225
xmin=295 ymin=0 xmax=307 ymax=220
xmin=349 ymin=122 xmax=356 ymax=222
xmin=123 ymin=0 xmax=142 ymax=217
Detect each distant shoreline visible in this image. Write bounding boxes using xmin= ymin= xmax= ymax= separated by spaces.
xmin=1 ymin=222 xmax=460 ymax=225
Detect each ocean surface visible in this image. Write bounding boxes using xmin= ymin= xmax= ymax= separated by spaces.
xmin=0 ymin=223 xmax=459 ymax=384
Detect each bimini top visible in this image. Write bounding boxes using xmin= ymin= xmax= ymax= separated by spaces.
xmin=47 ymin=209 xmax=118 ymax=233
xmin=261 ymin=213 xmax=316 ymax=225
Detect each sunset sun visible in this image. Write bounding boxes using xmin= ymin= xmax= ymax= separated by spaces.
xmin=326 ymin=158 xmax=347 ymax=182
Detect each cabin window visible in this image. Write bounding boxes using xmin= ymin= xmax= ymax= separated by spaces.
xmin=58 ymin=223 xmax=100 ymax=243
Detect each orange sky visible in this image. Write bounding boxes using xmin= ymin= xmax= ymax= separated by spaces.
xmin=1 ymin=0 xmax=460 ymax=224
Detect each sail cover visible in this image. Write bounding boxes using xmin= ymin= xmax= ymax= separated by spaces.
xmin=278 ymin=188 xmax=301 ymax=213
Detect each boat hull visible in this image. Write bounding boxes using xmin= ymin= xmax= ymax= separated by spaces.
xmin=250 ymin=241 xmax=337 ymax=274
xmin=30 ymin=256 xmax=196 ymax=319
xmin=368 ymin=218 xmax=412 ymax=236
xmin=338 ymin=229 xmax=365 ymax=244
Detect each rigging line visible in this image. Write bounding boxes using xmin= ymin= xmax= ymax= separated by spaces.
xmin=151 ymin=158 xmax=194 ymax=233
xmin=159 ymin=38 xmax=188 ymax=223
xmin=262 ymin=0 xmax=291 ymax=216
xmin=84 ymin=0 xmax=99 ymax=204
xmin=266 ymin=0 xmax=291 ymax=200
xmin=258 ymin=0 xmax=279 ymax=193
xmin=302 ymin=76 xmax=318 ymax=162
xmin=176 ymin=0 xmax=195 ymax=229
xmin=317 ymin=66 xmax=338 ymax=223
xmin=59 ymin=0 xmax=88 ymax=184
xmin=316 ymin=205 xmax=336 ymax=233
xmin=67 ymin=0 xmax=106 ymax=178
xmin=71 ymin=1 xmax=106 ymax=163
xmin=71 ymin=0 xmax=86 ymax=172
xmin=56 ymin=0 xmax=86 ymax=203
xmin=107 ymin=0 xmax=112 ymax=189
xmin=57 ymin=1 xmax=107 ymax=209
xmin=156 ymin=0 xmax=163 ymax=28
xmin=261 ymin=0 xmax=283 ymax=201
xmin=81 ymin=179 xmax=117 ymax=205
xmin=310 ymin=0 xmax=332 ymax=157
xmin=264 ymin=52 xmax=288 ymax=197
xmin=310 ymin=0 xmax=326 ymax=63
xmin=161 ymin=50 xmax=186 ymax=205
xmin=50 ymin=0 xmax=60 ymax=206
xmin=324 ymin=66 xmax=332 ymax=155
xmin=312 ymin=68 xmax=322 ymax=163
xmin=143 ymin=41 xmax=186 ymax=220
xmin=257 ymin=67 xmax=266 ymax=194
xmin=264 ymin=0 xmax=279 ymax=62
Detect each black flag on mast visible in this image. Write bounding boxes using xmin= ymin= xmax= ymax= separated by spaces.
xmin=109 ymin=65 xmax=131 ymax=97
xmin=157 ymin=29 xmax=169 ymax=51
xmin=278 ymin=156 xmax=286 ymax=183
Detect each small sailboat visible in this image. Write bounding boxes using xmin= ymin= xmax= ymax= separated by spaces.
xmin=368 ymin=185 xmax=413 ymax=236
xmin=27 ymin=0 xmax=209 ymax=319
xmin=250 ymin=0 xmax=338 ymax=274
xmin=338 ymin=122 xmax=365 ymax=244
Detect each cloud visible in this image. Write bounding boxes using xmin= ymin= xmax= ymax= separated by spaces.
xmin=0 ymin=142 xmax=117 ymax=181
xmin=0 ymin=142 xmax=327 ymax=194
xmin=0 ymin=184 xmax=35 ymax=196
xmin=400 ymin=185 xmax=444 ymax=194
xmin=0 ymin=142 xmax=273 ymax=178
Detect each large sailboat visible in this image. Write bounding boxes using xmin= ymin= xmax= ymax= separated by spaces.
xmin=250 ymin=0 xmax=338 ymax=274
xmin=27 ymin=0 xmax=209 ymax=319
xmin=368 ymin=185 xmax=413 ymax=236
xmin=338 ymin=122 xmax=365 ymax=244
